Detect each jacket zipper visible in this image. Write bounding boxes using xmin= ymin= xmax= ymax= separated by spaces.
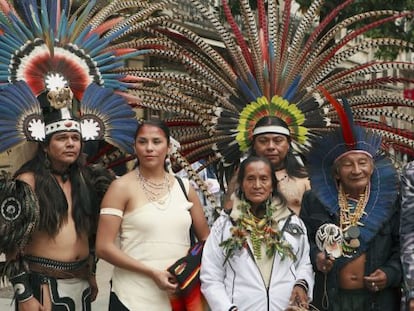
xmin=246 ymin=240 xmax=273 ymax=311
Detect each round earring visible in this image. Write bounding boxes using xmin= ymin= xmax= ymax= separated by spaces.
xmin=165 ymin=156 xmax=172 ymax=173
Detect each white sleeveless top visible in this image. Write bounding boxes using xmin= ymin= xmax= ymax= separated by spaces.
xmin=111 ymin=178 xmax=193 ymax=310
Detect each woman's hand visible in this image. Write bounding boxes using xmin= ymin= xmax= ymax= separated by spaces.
xmin=151 ymin=269 xmax=178 ymax=295
xmin=288 ymin=285 xmax=309 ymax=310
xmin=223 ymin=173 xmax=238 ymax=212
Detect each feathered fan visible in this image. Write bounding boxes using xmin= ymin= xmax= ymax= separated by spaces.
xmin=0 ymin=0 xmax=178 ymax=163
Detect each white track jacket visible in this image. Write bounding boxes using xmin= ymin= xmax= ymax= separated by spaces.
xmin=200 ymin=211 xmax=314 ymax=311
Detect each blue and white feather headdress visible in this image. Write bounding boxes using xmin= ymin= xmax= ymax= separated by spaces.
xmin=0 ymin=0 xmax=178 ymax=155
xmin=307 ymin=87 xmax=399 ymax=251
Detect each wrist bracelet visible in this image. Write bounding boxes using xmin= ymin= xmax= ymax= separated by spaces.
xmin=229 ymin=306 xmax=238 ymax=311
xmin=294 ymin=279 xmax=309 ymax=293
xmin=9 ymin=271 xmax=33 ymax=302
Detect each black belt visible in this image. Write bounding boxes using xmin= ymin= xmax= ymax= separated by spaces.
xmin=24 ymin=255 xmax=90 ymax=279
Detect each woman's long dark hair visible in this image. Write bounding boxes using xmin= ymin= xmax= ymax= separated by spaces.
xmin=250 ymin=116 xmax=308 ymax=178
xmin=14 ymin=144 xmax=100 ymax=237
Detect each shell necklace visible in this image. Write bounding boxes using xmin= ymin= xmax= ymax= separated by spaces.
xmin=339 ymin=183 xmax=369 ymax=256
xmin=136 ymin=168 xmax=171 ymax=207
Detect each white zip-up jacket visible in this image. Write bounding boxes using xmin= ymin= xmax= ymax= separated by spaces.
xmin=200 ymin=211 xmax=314 ymax=311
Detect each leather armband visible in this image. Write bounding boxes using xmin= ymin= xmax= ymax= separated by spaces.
xmin=9 ymin=271 xmax=33 ymax=302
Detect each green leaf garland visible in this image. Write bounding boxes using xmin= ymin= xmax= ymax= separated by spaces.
xmin=220 ymin=199 xmax=296 ymax=263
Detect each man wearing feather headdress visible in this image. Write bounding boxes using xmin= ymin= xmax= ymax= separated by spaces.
xmin=223 ymin=115 xmax=311 ymax=218
xmin=0 ymin=1 xmax=147 ymax=310
xmin=7 ymin=86 xmax=117 ymax=311
xmin=300 ymin=93 xmax=402 ymax=311
xmin=249 ymin=116 xmax=311 ymax=215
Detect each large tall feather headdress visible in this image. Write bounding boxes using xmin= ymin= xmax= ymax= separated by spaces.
xmin=130 ymin=0 xmax=414 ymax=180
xmin=0 ymin=0 xmax=178 ymax=157
xmin=0 ymin=0 xmax=180 ymax=255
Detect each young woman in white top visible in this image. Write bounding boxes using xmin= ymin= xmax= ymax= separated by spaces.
xmin=96 ymin=119 xmax=210 ymax=310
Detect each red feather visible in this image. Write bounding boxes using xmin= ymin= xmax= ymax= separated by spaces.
xmin=88 ymin=17 xmax=124 ymax=38
xmin=318 ymin=86 xmax=356 ymax=148
xmin=0 ymin=0 xmax=13 ymax=15
xmin=221 ymin=0 xmax=254 ymax=72
xmin=278 ymin=0 xmax=292 ymax=64
xmin=257 ymin=0 xmax=268 ymax=49
xmin=21 ymin=49 xmax=91 ymax=98
xmin=322 ymin=11 xmax=411 ymax=65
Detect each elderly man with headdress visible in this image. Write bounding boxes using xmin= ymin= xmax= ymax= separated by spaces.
xmin=300 ymin=95 xmax=402 ymax=311
xmin=0 ymin=2 xmax=142 ymax=310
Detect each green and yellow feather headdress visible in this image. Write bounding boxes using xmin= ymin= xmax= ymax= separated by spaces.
xmin=236 ymin=95 xmax=308 ymax=152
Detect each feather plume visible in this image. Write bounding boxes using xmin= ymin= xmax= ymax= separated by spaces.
xmin=317 ymin=86 xmax=356 ymax=148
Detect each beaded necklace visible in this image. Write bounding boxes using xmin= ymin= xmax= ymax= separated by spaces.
xmin=338 ymin=183 xmax=370 ymax=256
xmin=136 ymin=168 xmax=170 ymax=206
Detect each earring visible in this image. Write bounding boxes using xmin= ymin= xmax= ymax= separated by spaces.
xmin=165 ymin=156 xmax=172 ymax=173
xmin=44 ymin=153 xmax=50 ymax=170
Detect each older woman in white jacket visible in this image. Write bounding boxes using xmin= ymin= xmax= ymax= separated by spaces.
xmin=200 ymin=156 xmax=314 ymax=311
